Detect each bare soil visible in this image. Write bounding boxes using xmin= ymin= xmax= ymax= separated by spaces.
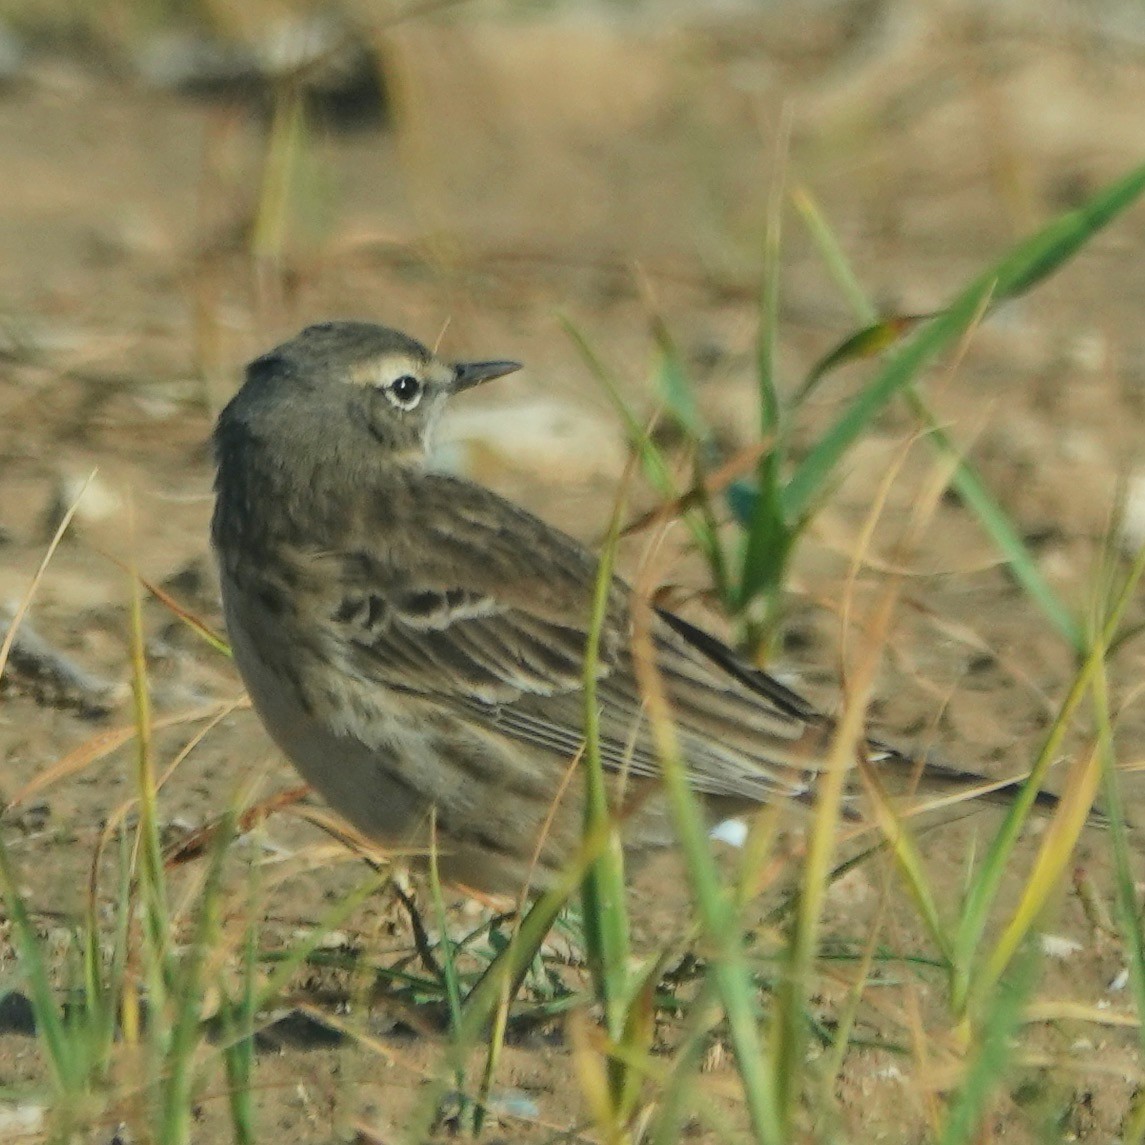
xmin=1 ymin=6 xmax=1145 ymax=1141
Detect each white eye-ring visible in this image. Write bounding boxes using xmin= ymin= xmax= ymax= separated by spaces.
xmin=383 ymin=373 xmax=423 ymax=410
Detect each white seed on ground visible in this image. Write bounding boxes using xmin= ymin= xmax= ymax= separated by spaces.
xmin=1039 ymin=932 xmax=1084 ymax=960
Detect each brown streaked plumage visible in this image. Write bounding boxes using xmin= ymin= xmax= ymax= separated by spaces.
xmin=211 ymin=321 xmax=1047 ymax=895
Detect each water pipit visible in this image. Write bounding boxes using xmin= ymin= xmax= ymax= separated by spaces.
xmin=211 ymin=321 xmax=1046 ymax=895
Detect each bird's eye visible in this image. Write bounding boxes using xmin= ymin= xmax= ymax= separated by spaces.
xmin=385 ymin=374 xmax=422 ymax=409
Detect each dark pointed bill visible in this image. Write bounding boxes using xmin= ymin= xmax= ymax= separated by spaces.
xmin=452 ymin=359 xmax=522 ymax=392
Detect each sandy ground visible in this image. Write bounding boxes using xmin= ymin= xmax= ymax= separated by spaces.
xmin=2 ymin=3 xmax=1145 ymax=1140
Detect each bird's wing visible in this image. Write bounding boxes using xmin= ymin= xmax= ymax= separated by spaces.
xmin=311 ymin=475 xmax=835 ymax=802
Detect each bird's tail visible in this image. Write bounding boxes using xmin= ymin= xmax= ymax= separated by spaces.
xmin=871 ymin=742 xmax=1108 ymax=827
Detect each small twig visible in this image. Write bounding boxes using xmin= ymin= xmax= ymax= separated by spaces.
xmin=392 ymin=878 xmax=444 ymax=982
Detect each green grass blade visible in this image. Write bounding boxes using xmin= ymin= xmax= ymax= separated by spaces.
xmin=1100 ymin=729 xmax=1145 ymax=1059
xmin=735 ymin=145 xmax=793 ymax=638
xmin=580 ymin=485 xmax=633 ymax=1117
xmin=427 ymin=827 xmax=465 ymax=1034
xmin=127 ymin=549 xmax=170 ymax=973
xmin=222 ymin=876 xmax=259 ymax=1145
xmin=775 ymin=587 xmax=932 ymax=1126
xmin=979 ymin=742 xmax=1100 ymax=992
xmin=650 ymin=314 xmax=708 ymax=444
xmin=0 ymin=832 xmax=78 ymax=1094
xmin=736 ymin=476 xmax=793 ymax=621
xmin=790 ymin=183 xmax=878 ymax=326
xmin=1091 ymin=550 xmax=1145 ymax=1064
xmin=938 ymin=948 xmax=1041 ymax=1145
xmin=658 ymin=745 xmax=782 ymax=1145
xmin=906 ymin=397 xmax=1081 ymax=647
xmin=782 ymin=276 xmax=995 ymax=521
xmin=160 ymin=808 xmax=239 ymax=1145
xmin=985 ymin=160 xmax=1145 ymax=303
xmin=792 ymin=184 xmax=1079 ymax=645
xmin=630 ymin=599 xmax=783 ymax=1145
xmin=797 ymin=314 xmax=932 ymax=405
xmin=783 ymin=162 xmax=1145 ymax=524
xmin=560 ymin=314 xmax=730 ymax=601
xmin=855 ymin=769 xmax=954 ymax=965
xmin=560 ymin=315 xmax=678 ymax=497
xmin=951 ymin=533 xmax=1145 ymax=1011
xmin=756 ymin=127 xmax=784 ymax=444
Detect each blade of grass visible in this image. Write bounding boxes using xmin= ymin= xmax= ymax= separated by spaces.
xmin=794 ymin=182 xmax=1081 ymax=646
xmin=797 ymin=314 xmax=933 ymax=406
xmin=649 ymin=312 xmax=708 ymax=444
xmin=853 ymin=766 xmax=957 ymax=966
xmin=0 ymin=471 xmax=101 ymax=1110
xmin=903 ymin=394 xmax=1080 ymax=648
xmin=979 ymin=741 xmax=1101 ymax=993
xmin=569 ymin=1007 xmax=626 ymax=1145
xmin=579 ymin=471 xmax=634 ymax=1111
xmin=790 ymin=182 xmax=877 ymax=326
xmin=0 ymin=469 xmax=96 ymax=684
xmin=407 ymin=829 xmax=606 ymax=1142
xmin=159 ymin=807 xmax=239 ymax=1145
xmin=629 ymin=588 xmax=783 ymax=1145
xmin=773 ymin=445 xmax=902 ymax=1125
xmin=560 ymin=315 xmax=730 ymax=603
xmin=951 ymin=533 xmax=1145 ymax=1012
xmin=784 ymin=161 xmax=1145 ymax=526
xmin=427 ymin=819 xmax=465 ymax=1033
xmin=782 ymin=276 xmax=995 ymax=523
xmin=618 ymin=439 xmax=772 ymax=541
xmin=1091 ymin=554 xmax=1145 ymax=1068
xmin=221 ymin=867 xmax=260 ymax=1145
xmin=647 ymin=974 xmax=721 ymax=1145
xmin=938 ymin=946 xmax=1042 ymax=1145
xmin=119 ymin=560 xmax=230 ymax=656
xmin=737 ymin=107 xmax=791 ymax=641
xmin=425 ymin=817 xmax=471 ymax=1128
xmin=820 ymin=884 xmax=888 ymax=1094
xmin=643 ymin=310 xmax=734 ymax=605
xmin=126 ymin=526 xmax=171 ymax=978
xmin=0 ymin=832 xmax=80 ymax=1095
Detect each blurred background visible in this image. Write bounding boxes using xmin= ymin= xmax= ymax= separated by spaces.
xmin=1 ymin=2 xmax=1144 ymax=1138
xmin=2 ymin=0 xmax=1143 ymax=585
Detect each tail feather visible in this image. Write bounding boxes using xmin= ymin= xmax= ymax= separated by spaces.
xmin=870 ymin=742 xmax=1108 ymax=826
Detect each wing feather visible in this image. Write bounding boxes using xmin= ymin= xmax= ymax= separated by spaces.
xmin=314 ymin=471 xmax=832 ymax=803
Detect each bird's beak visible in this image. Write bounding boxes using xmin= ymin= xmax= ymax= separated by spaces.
xmin=452 ymin=359 xmax=522 ymax=392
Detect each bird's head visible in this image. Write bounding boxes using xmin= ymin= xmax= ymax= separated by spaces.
xmin=234 ymin=321 xmax=521 ymax=461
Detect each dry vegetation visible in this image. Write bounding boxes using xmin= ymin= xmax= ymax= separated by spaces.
xmin=1 ymin=1 xmax=1145 ymax=1142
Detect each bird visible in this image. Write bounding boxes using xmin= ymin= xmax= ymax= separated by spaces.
xmin=211 ymin=320 xmax=1049 ymax=896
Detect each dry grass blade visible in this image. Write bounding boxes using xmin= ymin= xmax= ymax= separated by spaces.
xmin=3 ymin=700 xmax=246 ymax=813
xmin=136 ymin=570 xmax=231 ymax=655
xmin=0 ymin=469 xmax=97 ymax=684
xmin=843 ymin=437 xmax=966 ymax=963
xmin=617 ymin=438 xmax=773 ymax=540
xmin=163 ymin=783 xmax=312 ymax=867
xmin=569 ymin=1008 xmax=626 ymax=1145
xmin=94 ymin=546 xmax=230 ymax=654
xmin=1022 ymin=1000 xmax=1137 ymax=1027
xmin=775 ymin=427 xmax=908 ymax=1118
xmin=84 ymin=695 xmax=249 ymax=870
